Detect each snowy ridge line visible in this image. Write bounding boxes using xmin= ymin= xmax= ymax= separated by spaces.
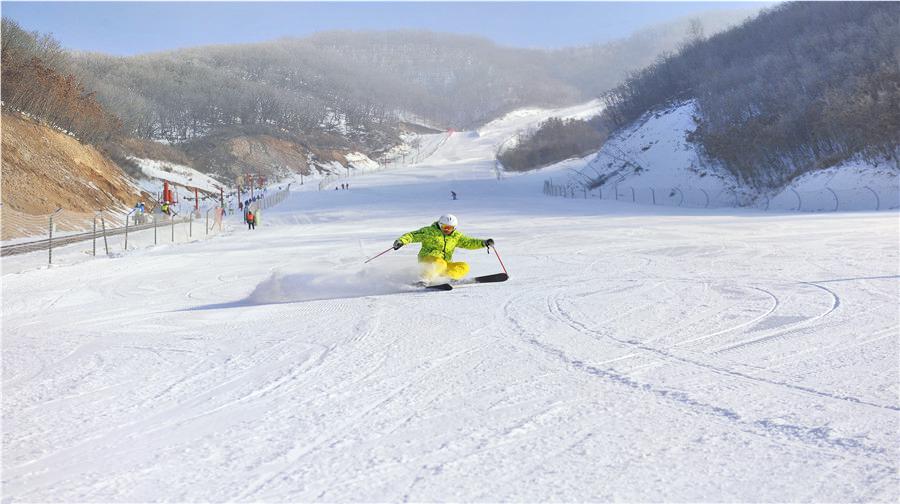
xmin=544 ymin=180 xmax=898 ymax=212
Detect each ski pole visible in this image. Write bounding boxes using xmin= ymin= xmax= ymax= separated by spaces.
xmin=489 ymin=245 xmax=509 ymax=275
xmin=364 ymin=246 xmax=394 ymax=264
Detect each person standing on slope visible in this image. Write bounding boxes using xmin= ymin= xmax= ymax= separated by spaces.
xmin=392 ymin=214 xmax=494 ymax=282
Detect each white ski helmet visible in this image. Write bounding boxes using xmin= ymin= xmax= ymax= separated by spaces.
xmin=438 ymin=214 xmax=458 ymax=229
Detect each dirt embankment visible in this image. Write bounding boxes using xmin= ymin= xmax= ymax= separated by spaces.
xmin=1 ymin=111 xmax=398 ymax=239
xmin=1 ymin=111 xmax=147 ymax=239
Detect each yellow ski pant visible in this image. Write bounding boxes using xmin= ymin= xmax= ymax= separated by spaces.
xmin=419 ymin=256 xmax=470 ymax=280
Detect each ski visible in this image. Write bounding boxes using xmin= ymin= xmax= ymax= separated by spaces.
xmin=425 ymin=273 xmax=509 ymax=291
xmin=423 ymin=283 xmax=453 ymax=291
xmin=471 ymin=273 xmax=509 ymax=283
xmin=414 ymin=281 xmax=454 ymax=291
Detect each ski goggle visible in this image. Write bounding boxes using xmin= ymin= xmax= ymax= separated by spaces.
xmin=440 ymin=224 xmax=455 ymax=233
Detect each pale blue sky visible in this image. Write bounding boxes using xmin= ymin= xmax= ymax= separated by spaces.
xmin=1 ymin=1 xmax=774 ymax=55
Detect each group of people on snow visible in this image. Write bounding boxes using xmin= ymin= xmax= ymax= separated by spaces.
xmin=133 ymin=202 xmax=147 ymax=224
xmin=239 ymin=194 xmax=263 ymax=212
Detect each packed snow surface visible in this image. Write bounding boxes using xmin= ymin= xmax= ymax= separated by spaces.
xmin=3 ymin=102 xmax=898 ymax=502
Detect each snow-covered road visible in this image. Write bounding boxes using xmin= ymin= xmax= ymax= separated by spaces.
xmin=3 ymin=104 xmax=899 ymax=501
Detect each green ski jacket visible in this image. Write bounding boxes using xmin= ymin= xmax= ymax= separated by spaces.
xmin=397 ymin=222 xmax=486 ymax=261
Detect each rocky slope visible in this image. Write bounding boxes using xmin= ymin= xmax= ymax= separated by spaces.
xmin=1 ymin=111 xmax=148 ymax=239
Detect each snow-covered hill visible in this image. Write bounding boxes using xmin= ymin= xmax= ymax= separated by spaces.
xmin=130 ymin=156 xmax=226 ymax=194
xmin=2 ymin=102 xmax=898 ymax=502
xmin=562 ymin=101 xmax=900 ymax=210
xmin=571 ymin=101 xmax=738 ymax=200
xmin=129 ymin=156 xmax=229 ymax=211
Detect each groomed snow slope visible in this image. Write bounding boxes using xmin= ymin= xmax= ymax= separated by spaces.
xmin=3 ymin=102 xmax=898 ymax=502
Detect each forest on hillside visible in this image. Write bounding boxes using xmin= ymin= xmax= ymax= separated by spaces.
xmin=56 ymin=9 xmax=751 ymax=144
xmin=1 ymin=18 xmax=122 ymax=143
xmin=503 ymin=2 xmax=900 ymax=181
xmin=2 ymin=7 xmax=757 ymax=181
xmin=599 ymin=1 xmax=900 ymax=187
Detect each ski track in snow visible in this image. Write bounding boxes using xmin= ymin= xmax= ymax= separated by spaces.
xmin=3 ymin=101 xmax=899 ymax=501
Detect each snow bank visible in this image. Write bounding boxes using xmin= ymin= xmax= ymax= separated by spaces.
xmin=130 ymin=157 xmax=225 ymax=193
xmin=480 ymin=100 xmax=604 ymax=135
xmin=769 ymin=156 xmax=900 ymax=211
xmin=344 ymin=152 xmax=380 ymax=173
xmin=577 ymin=101 xmax=738 ymax=202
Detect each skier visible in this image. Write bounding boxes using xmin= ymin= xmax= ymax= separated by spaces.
xmin=451 ymin=190 xmax=457 ymax=200
xmin=246 ymin=210 xmax=255 ymax=230
xmin=392 ymin=214 xmax=494 ymax=282
xmin=134 ymin=202 xmax=146 ymax=224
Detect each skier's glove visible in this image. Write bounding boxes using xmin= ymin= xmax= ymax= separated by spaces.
xmin=483 ymin=238 xmax=494 ymax=248
xmin=393 ymin=239 xmax=404 ymax=250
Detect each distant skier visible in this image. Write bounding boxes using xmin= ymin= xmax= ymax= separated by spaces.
xmin=134 ymin=202 xmax=146 ymax=224
xmin=392 ymin=214 xmax=494 ymax=282
xmin=451 ymin=190 xmax=457 ymax=200
xmin=246 ymin=210 xmax=255 ymax=230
